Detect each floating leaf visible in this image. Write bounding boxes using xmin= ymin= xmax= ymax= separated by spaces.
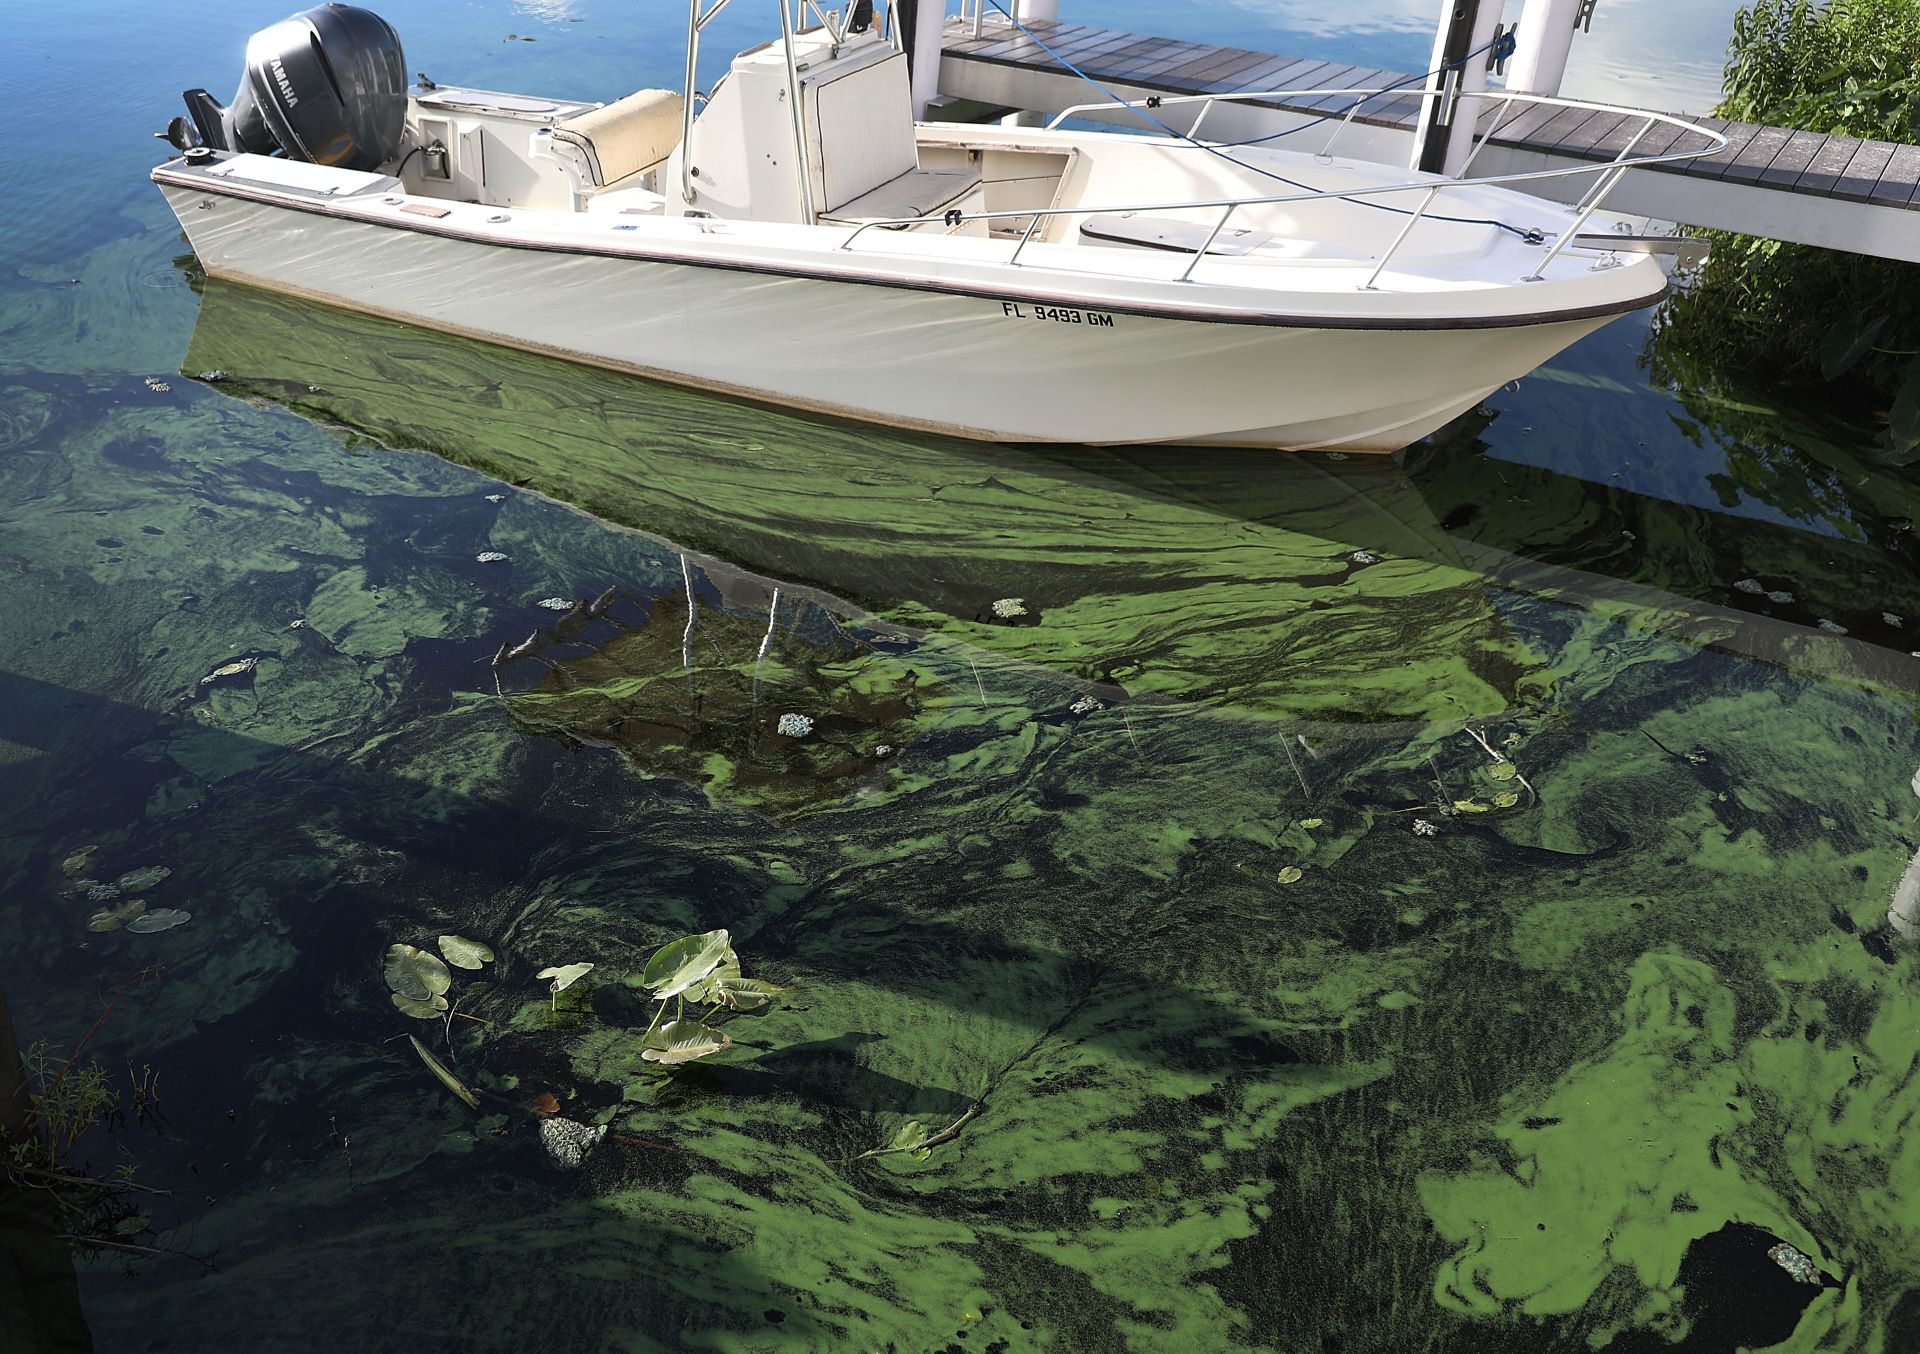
xmin=1299 ymin=818 xmax=1323 ymax=829
xmin=639 ymin=930 xmax=730 ymax=999
xmin=125 ymin=908 xmax=191 ymax=933
xmin=1276 ymin=866 xmax=1304 ymax=884
xmin=1451 ymin=800 xmax=1489 ymax=814
xmin=1492 ymin=790 xmax=1521 ymax=808
xmin=438 ymin=934 xmax=495 ymax=970
xmin=889 ymin=1120 xmax=933 ymax=1161
xmin=87 ymin=899 xmax=148 ymax=933
xmin=391 ymin=992 xmax=449 ymax=1019
xmin=385 ymin=944 xmax=453 ymax=999
xmin=535 ymin=961 xmax=595 ymax=993
xmin=529 ymin=1092 xmax=561 ymax=1116
xmin=640 ymin=1019 xmax=733 ymax=1064
xmin=200 ymin=657 xmax=258 ymax=684
xmin=704 ymin=974 xmax=784 ymax=1013
xmin=1488 ymin=763 xmax=1518 ymax=782
xmin=61 ymin=846 xmax=98 ymax=877
xmin=408 ymin=1034 xmax=479 ymax=1110
xmin=115 ymin=866 xmax=171 ymax=892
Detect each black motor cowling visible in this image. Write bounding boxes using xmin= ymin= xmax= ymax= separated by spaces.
xmin=178 ymin=4 xmax=406 ymax=171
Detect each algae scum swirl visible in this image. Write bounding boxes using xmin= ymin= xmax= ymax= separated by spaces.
xmin=4 ymin=259 xmax=1920 ymax=1353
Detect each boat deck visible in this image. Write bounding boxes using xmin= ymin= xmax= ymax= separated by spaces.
xmin=939 ymin=19 xmax=1920 ymax=255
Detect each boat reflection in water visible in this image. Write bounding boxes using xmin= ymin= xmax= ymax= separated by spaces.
xmin=181 ymin=278 xmax=1916 ymax=811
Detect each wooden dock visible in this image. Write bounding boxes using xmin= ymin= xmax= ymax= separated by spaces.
xmin=938 ymin=19 xmax=1920 ymax=261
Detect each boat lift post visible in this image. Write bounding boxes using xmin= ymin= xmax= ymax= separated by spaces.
xmin=1412 ymin=0 xmax=1505 ymax=176
xmin=1504 ymin=0 xmax=1586 ymax=96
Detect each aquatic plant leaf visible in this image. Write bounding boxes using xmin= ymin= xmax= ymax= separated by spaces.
xmin=87 ymin=899 xmax=148 ymax=932
xmin=535 ymin=961 xmax=594 ymax=993
xmin=61 ymin=846 xmax=98 ymax=877
xmin=1492 ymin=791 xmax=1521 ymax=809
xmin=889 ymin=1120 xmax=933 ymax=1161
xmin=1276 ymin=866 xmax=1304 ymax=884
xmin=703 ymin=974 xmax=784 ymax=1013
xmin=115 ymin=866 xmax=171 ymax=892
xmin=640 ymin=1019 xmax=733 ymax=1064
xmin=407 ymin=1034 xmax=479 ymax=1110
xmin=385 ymin=944 xmax=452 ymax=999
xmin=639 ymin=930 xmax=731 ymax=999
xmin=391 ymin=992 xmax=449 ymax=1019
xmin=125 ymin=908 xmax=191 ymax=933
xmin=437 ymin=934 xmax=495 ymax=969
xmin=529 ymin=1092 xmax=561 ymax=1116
xmin=1488 ymin=763 xmax=1518 ymax=782
xmin=201 ymin=658 xmax=258 ymax=684
xmin=1818 ymin=309 xmax=1885 ymax=380
xmin=1299 ymin=818 xmax=1323 ymax=829
xmin=1451 ymin=800 xmax=1488 ymax=814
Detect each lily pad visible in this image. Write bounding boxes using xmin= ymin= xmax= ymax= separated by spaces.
xmin=385 ymin=944 xmax=452 ymax=1000
xmin=640 ymin=930 xmax=731 ymax=999
xmin=1451 ymin=800 xmax=1489 ymax=814
xmin=1276 ymin=866 xmax=1304 ymax=884
xmin=1492 ymin=791 xmax=1521 ymax=809
xmin=115 ymin=865 xmax=171 ymax=892
xmin=391 ymin=992 xmax=450 ymax=1019
xmin=640 ymin=1019 xmax=733 ymax=1065
xmin=1299 ymin=818 xmax=1323 ymax=829
xmin=200 ymin=658 xmax=258 ymax=684
xmin=888 ymin=1120 xmax=933 ymax=1161
xmin=438 ymin=934 xmax=495 ymax=970
xmin=125 ymin=908 xmax=191 ymax=934
xmin=535 ymin=961 xmax=595 ymax=993
xmin=407 ymin=1034 xmax=479 ymax=1110
xmin=61 ymin=846 xmax=98 ymax=877
xmin=87 ymin=899 xmax=148 ymax=933
xmin=1488 ymin=763 xmax=1518 ymax=782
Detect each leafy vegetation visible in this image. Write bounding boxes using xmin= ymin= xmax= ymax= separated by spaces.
xmin=1650 ymin=0 xmax=1920 ymax=458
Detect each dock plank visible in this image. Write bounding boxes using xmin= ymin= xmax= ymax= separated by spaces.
xmin=1794 ymin=135 xmax=1867 ymax=195
xmin=1552 ymin=110 xmax=1635 ymax=159
xmin=1830 ymin=139 xmax=1897 ymax=203
xmin=1717 ymin=124 xmax=1798 ymax=183
xmin=1752 ymin=130 xmax=1825 ymax=186
xmin=1869 ymin=142 xmax=1920 ymax=206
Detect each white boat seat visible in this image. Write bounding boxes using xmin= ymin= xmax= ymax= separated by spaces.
xmin=817 ymin=168 xmax=979 ymax=226
xmin=1080 ymin=212 xmax=1280 ymax=256
xmin=551 ymin=89 xmax=685 ymax=187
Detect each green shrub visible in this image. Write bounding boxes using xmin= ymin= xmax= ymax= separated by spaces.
xmin=1648 ymin=0 xmax=1920 ymax=457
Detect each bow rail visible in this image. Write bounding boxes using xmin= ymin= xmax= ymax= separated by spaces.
xmin=837 ymin=85 xmax=1727 ymax=289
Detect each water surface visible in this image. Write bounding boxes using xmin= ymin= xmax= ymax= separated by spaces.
xmin=4 ymin=2 xmax=1917 ymax=1353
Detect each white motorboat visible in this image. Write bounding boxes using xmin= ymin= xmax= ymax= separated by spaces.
xmin=152 ymin=2 xmax=1719 ymax=452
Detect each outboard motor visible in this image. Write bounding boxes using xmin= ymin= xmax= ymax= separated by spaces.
xmin=175 ymin=4 xmax=406 ymax=172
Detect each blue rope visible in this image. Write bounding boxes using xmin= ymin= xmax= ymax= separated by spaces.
xmin=981 ymin=2 xmax=1533 ymax=242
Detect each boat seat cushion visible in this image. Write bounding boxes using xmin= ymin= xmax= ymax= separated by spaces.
xmin=552 ymin=89 xmax=685 ymax=187
xmin=817 ymin=168 xmax=979 ymax=226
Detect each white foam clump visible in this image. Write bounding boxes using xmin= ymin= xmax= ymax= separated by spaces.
xmin=777 ymin=713 xmax=814 ymax=738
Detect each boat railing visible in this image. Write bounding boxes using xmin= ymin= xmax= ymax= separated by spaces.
xmin=837 ymin=85 xmax=1727 ymax=289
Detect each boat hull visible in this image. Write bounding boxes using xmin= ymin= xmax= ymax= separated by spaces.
xmin=159 ymin=181 xmax=1624 ymax=453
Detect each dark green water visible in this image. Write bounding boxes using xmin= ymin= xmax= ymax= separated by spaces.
xmin=5 ymin=2 xmax=1920 ymax=1352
